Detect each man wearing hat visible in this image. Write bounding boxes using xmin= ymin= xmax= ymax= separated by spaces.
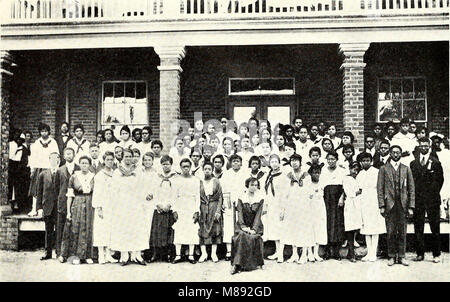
xmin=377 ymin=145 xmax=415 ymax=266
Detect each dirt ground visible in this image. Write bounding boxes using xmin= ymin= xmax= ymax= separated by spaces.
xmin=0 ymin=250 xmax=448 ymax=282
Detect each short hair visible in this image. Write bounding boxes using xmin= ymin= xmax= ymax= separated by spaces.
xmin=103 ymin=151 xmax=115 ymax=161
xmin=309 ymin=146 xmax=322 ymax=157
xmin=418 ymin=137 xmax=431 ymax=144
xmin=73 ymin=124 xmax=84 ymax=133
xmin=326 ymin=151 xmax=339 ymax=160
xmin=78 ymin=155 xmax=91 ymax=165
xmin=321 ymin=137 xmax=335 ymax=149
xmin=104 ymin=128 xmax=114 ymax=136
xmin=380 ymin=139 xmax=391 ymax=147
xmin=132 ymin=148 xmax=141 ymax=156
xmin=342 ymin=145 xmax=355 ymax=154
xmin=202 ymin=144 xmax=214 ymax=154
xmin=38 ymin=123 xmax=51 ymax=133
xmin=114 ymin=145 xmax=124 ymax=151
xmin=142 ymin=126 xmax=153 ymax=136
xmin=209 ymin=135 xmax=220 ymax=142
xmin=122 ymin=148 xmax=133 ymax=157
xmin=365 ymin=133 xmax=375 ymax=141
xmin=132 ymin=128 xmax=142 ymax=137
xmin=248 ymin=117 xmax=259 ymax=127
xmin=151 ymin=140 xmax=163 ymax=149
xmin=63 ymin=147 xmax=75 ymax=155
xmin=349 ymin=160 xmax=362 ymax=170
xmin=269 ymin=154 xmax=281 ymax=163
xmin=290 ymin=153 xmax=302 ymax=164
xmin=342 ymin=131 xmax=355 ymax=143
xmin=222 ymin=136 xmax=234 ymax=146
xmin=203 ymin=161 xmax=214 ymax=169
xmin=142 ymin=152 xmax=154 ymax=161
xmin=400 ymin=117 xmax=410 ymax=125
xmin=212 ymin=154 xmax=225 ymax=165
xmin=292 ymin=115 xmax=303 ymax=124
xmin=417 ymin=126 xmax=429 ymax=137
xmin=61 ymin=121 xmax=70 ymax=128
xmin=229 ymin=154 xmax=242 ymax=163
xmin=248 ymin=155 xmax=261 ymax=168
xmin=96 ymin=130 xmax=105 ymax=138
xmin=385 ymin=121 xmax=396 ymax=130
xmin=298 ymin=125 xmax=309 ymax=132
xmin=390 ymin=145 xmax=402 ymax=153
xmin=89 ymin=143 xmax=99 ymax=149
xmin=284 ymin=125 xmax=295 ymax=132
xmin=356 ymin=152 xmax=373 ymax=162
xmin=180 ymin=158 xmax=192 ymax=167
xmin=160 ymin=154 xmax=173 ymax=165
xmin=190 ymin=148 xmax=202 ymax=157
xmin=120 ymin=125 xmax=131 ymax=135
xmin=284 ymin=141 xmax=296 ymax=151
xmin=49 ymin=152 xmax=60 ymax=159
xmin=245 ymin=177 xmax=260 ymax=189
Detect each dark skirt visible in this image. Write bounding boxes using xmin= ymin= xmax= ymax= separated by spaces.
xmin=231 ymin=231 xmax=264 ymax=271
xmin=150 ymin=210 xmax=175 ymax=248
xmin=324 ymin=184 xmax=345 ymax=244
xmin=28 ymin=168 xmax=44 ymax=198
xmin=60 ymin=194 xmax=94 ymax=260
xmin=199 ymin=201 xmax=223 ymax=245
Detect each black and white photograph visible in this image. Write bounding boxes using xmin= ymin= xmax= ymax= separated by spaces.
xmin=0 ymin=0 xmax=449 ymax=287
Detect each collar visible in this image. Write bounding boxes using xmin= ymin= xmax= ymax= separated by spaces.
xmin=66 ymin=162 xmax=75 ymax=171
xmin=391 ymin=160 xmax=400 ymax=170
xmin=420 ymin=152 xmax=430 ymax=164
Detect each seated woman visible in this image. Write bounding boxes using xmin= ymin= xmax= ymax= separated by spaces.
xmin=231 ymin=177 xmax=265 ymax=275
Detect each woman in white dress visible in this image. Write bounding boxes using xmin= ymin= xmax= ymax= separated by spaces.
xmin=109 ymin=148 xmax=148 ymax=266
xmin=356 ymin=152 xmax=386 ymax=262
xmin=98 ymin=129 xmax=118 ymax=163
xmin=264 ymin=154 xmax=288 ymax=263
xmin=92 ymin=151 xmax=117 ymax=264
xmin=172 ymin=158 xmax=201 ymax=264
xmin=117 ymin=125 xmax=135 ymax=150
xmin=221 ymin=154 xmax=247 ymax=261
xmin=342 ymin=161 xmax=363 ymax=263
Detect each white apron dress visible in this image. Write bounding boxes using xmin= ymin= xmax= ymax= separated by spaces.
xmin=137 ymin=168 xmax=159 ymax=240
xmin=172 ymin=175 xmax=201 ymax=245
xmin=280 ymin=170 xmax=315 ymax=247
xmin=304 ymin=177 xmax=327 ymax=245
xmin=92 ymin=169 xmax=114 ymax=247
xmin=263 ymin=170 xmax=288 ymax=242
xmin=221 ymin=168 xmax=247 ymax=244
xmin=357 ymin=167 xmax=386 ymax=235
xmin=109 ymin=167 xmax=149 ymax=252
xmin=342 ymin=175 xmax=363 ymax=232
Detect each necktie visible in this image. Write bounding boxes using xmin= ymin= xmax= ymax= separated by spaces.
xmin=420 ymin=157 xmax=426 ymax=166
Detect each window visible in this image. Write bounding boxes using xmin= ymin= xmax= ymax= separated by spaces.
xmin=229 ymin=78 xmax=295 ymax=96
xmin=377 ymin=77 xmax=427 ymax=123
xmin=101 ymin=81 xmax=148 ymax=136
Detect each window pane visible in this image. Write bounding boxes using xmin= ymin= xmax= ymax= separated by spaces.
xmin=103 ymin=83 xmax=114 ymax=103
xmin=136 ymin=82 xmax=146 ymax=102
xmin=378 ymin=79 xmax=390 ymax=100
xmin=378 ymin=99 xmax=402 ymax=122
xmin=230 ymin=78 xmax=294 ymax=95
xmin=267 ymin=106 xmax=291 ymax=129
xmin=402 ymin=79 xmax=414 ymax=99
xmin=124 ymin=103 xmax=148 ymax=124
xmin=403 ymin=100 xmax=416 ymax=120
xmin=233 ymin=106 xmax=256 ymax=127
xmin=125 ymin=82 xmax=135 ymax=103
xmin=391 ymin=79 xmax=401 ymax=101
xmin=416 ymin=99 xmax=426 ymax=120
xmin=103 ymin=103 xmax=124 ymax=124
xmin=114 ymin=83 xmax=124 ymax=103
xmin=415 ymin=78 xmax=426 ymax=98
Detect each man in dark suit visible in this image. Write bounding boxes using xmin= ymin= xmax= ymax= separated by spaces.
xmin=88 ymin=143 xmax=103 ymax=174
xmin=377 ymin=145 xmax=415 ymax=266
xmin=54 ymin=147 xmax=79 ymax=262
xmin=373 ymin=139 xmax=391 ymax=169
xmin=56 ymin=122 xmax=72 ymax=166
xmin=410 ymin=137 xmax=444 ymax=263
xmin=36 ymin=152 xmax=61 ymax=260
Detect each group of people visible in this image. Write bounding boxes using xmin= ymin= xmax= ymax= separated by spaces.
xmin=7 ymin=115 xmax=449 ymax=274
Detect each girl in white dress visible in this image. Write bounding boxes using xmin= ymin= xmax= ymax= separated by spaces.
xmin=342 ymin=161 xmax=363 ymax=262
xmin=98 ymin=129 xmax=118 ymax=162
xmin=221 ymin=154 xmax=247 ymax=261
xmin=92 ymin=151 xmax=117 ymax=264
xmin=264 ymin=154 xmax=288 ymax=263
xmin=172 ymin=158 xmax=201 ymax=264
xmin=356 ymin=152 xmax=386 ymax=262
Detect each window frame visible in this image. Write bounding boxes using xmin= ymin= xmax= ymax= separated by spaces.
xmin=376 ymin=76 xmax=427 ymax=123
xmin=228 ymin=77 xmax=296 ymax=96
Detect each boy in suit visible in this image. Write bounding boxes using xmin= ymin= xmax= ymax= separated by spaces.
xmin=88 ymin=143 xmax=103 ymax=174
xmin=36 ymin=152 xmax=61 ymax=260
xmin=377 ymin=145 xmax=415 ymax=266
xmin=410 ymin=137 xmax=444 ymax=263
xmin=54 ymin=147 xmax=79 ymax=261
xmin=373 ymin=139 xmax=391 ymax=169
xmin=56 ymin=122 xmax=72 ymax=166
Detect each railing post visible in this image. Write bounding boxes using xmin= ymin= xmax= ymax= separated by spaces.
xmin=344 ymin=0 xmax=362 ymax=14
xmin=163 ymin=0 xmax=180 ymax=17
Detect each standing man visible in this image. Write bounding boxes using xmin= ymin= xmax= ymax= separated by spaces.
xmin=373 ymin=139 xmax=391 ymax=169
xmin=36 ymin=152 xmax=61 ymax=260
xmin=363 ymin=134 xmax=377 ymax=158
xmin=377 ymin=145 xmax=415 ymax=266
xmin=410 ymin=137 xmax=444 ymax=263
xmin=56 ymin=122 xmax=72 ymax=166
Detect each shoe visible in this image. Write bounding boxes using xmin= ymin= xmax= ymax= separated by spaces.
xmin=361 ymin=255 xmax=370 ymax=262
xmin=136 ymin=259 xmax=147 ymax=266
xmin=58 ymin=256 xmax=66 ymax=263
xmin=348 ymin=257 xmax=357 ymax=263
xmin=231 ymin=265 xmax=239 ymax=275
xmin=148 ymin=255 xmax=158 ymax=263
xmin=28 ymin=210 xmax=37 ymax=217
xmin=277 ymin=255 xmax=284 ymax=263
xmin=106 ymin=256 xmax=118 ymax=263
xmin=198 ymin=254 xmax=207 ymax=263
xmin=387 ymin=258 xmax=395 ymax=266
xmin=413 ymin=255 xmax=424 ymax=262
xmin=212 ymin=254 xmax=219 ymax=263
xmin=286 ymin=256 xmax=297 ymax=263
xmin=172 ymin=256 xmax=183 ymax=264
xmin=341 ymin=240 xmax=348 ymax=248
xmin=307 ymin=254 xmax=315 ymax=263
xmin=224 ymin=253 xmax=231 ymax=262
xmin=314 ymin=255 xmax=323 ymax=262
xmin=72 ymin=258 xmax=80 ymax=265
xmin=188 ymin=257 xmax=197 ymax=264
xmin=398 ymin=258 xmax=409 ymax=266
xmin=85 ymin=259 xmax=94 ymax=264
xmin=369 ymin=256 xmax=377 ymax=262
xmin=433 ymin=256 xmax=441 ymax=263
xmin=120 ymin=260 xmax=130 ymax=266
xmin=354 ymin=240 xmax=360 ymax=248
xmin=297 ymin=256 xmax=307 ymax=264
xmin=40 ymin=254 xmax=52 ymax=261
xmin=267 ymin=254 xmax=278 ymax=260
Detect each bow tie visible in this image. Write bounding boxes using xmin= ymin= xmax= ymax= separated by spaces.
xmin=62 ymin=134 xmax=69 ymax=137
xmin=39 ymin=140 xmax=50 ymax=148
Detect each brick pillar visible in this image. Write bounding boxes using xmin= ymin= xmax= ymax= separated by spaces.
xmin=0 ymin=51 xmax=13 ymax=216
xmin=339 ymin=43 xmax=370 ymax=152
xmin=41 ymin=71 xmax=58 ymax=136
xmin=154 ymin=46 xmax=186 ymax=150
